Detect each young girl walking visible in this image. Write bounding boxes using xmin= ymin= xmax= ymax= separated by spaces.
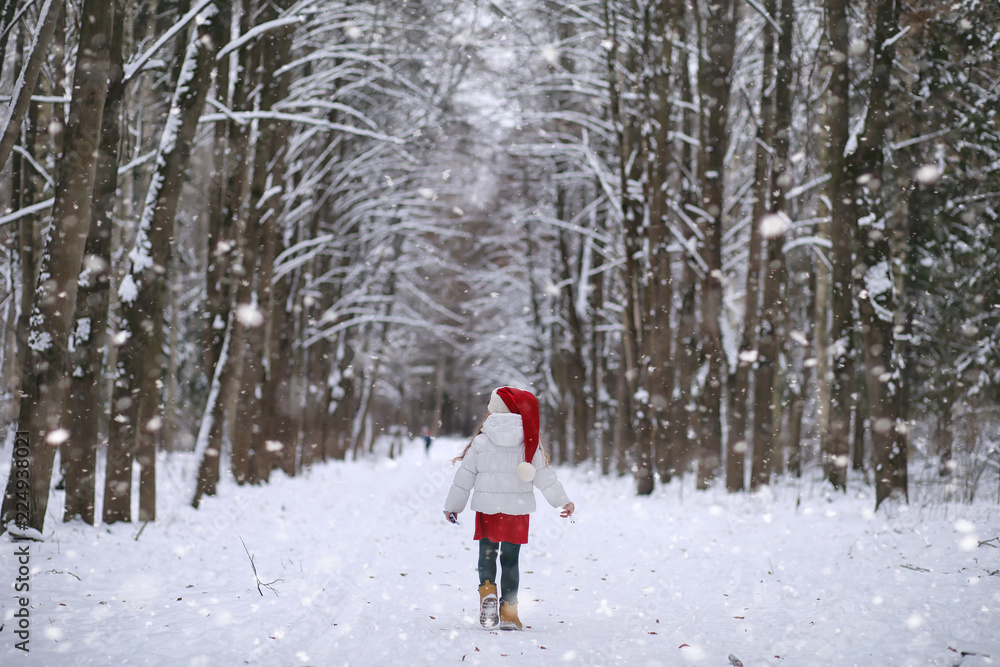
xmin=443 ymin=387 xmax=575 ymax=630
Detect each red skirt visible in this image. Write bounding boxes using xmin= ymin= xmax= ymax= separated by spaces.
xmin=474 ymin=512 xmax=529 ymax=545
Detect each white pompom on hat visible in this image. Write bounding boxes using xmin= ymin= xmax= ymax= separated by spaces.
xmin=488 ymin=387 xmax=540 ymax=482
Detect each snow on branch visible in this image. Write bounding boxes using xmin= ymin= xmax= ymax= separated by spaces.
xmin=531 ymin=210 xmax=613 ymax=247
xmin=123 ymin=0 xmax=215 ymax=82
xmin=783 ymin=235 xmax=832 ymax=255
xmin=205 ymin=96 xmax=248 ymax=126
xmin=273 ymin=234 xmax=335 ymax=282
xmin=198 ymin=111 xmax=403 ymax=144
xmin=784 ymin=173 xmax=832 ymax=200
xmin=275 ymin=99 xmax=380 ymax=131
xmin=0 ymin=197 xmax=54 ymax=227
xmin=0 ymin=0 xmax=40 ymax=45
xmin=0 ymin=148 xmax=157 ymax=227
xmin=521 ymin=110 xmax=615 ymax=139
xmin=745 ymin=0 xmax=783 ymax=35
xmin=0 ymin=0 xmax=61 ymax=171
xmin=303 ymin=314 xmax=444 ymax=349
xmin=216 ymin=15 xmax=304 ymax=62
xmin=881 ymin=25 xmax=910 ymax=50
xmin=892 ymin=127 xmax=951 ymax=151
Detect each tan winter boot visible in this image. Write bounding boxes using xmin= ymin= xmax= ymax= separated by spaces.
xmin=478 ymin=581 xmax=498 ymax=628
xmin=499 ymin=600 xmax=523 ymax=631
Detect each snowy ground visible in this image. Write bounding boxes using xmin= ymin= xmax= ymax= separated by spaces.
xmin=1 ymin=436 xmax=998 ymax=666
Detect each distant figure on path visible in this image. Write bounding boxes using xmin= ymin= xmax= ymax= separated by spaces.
xmin=443 ymin=387 xmax=575 ymax=630
xmin=423 ymin=430 xmax=433 ymax=456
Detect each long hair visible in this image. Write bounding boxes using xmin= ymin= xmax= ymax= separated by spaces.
xmin=452 ymin=414 xmax=488 ymax=463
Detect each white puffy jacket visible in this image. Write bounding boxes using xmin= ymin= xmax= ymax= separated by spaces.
xmin=444 ymin=413 xmax=570 ymax=515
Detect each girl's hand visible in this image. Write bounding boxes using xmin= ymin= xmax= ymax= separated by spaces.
xmin=444 ymin=511 xmax=460 ymax=525
xmin=560 ymin=502 xmax=575 ymax=518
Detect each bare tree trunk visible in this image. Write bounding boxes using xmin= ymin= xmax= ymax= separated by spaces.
xmin=751 ymin=0 xmax=794 ymax=489
xmin=644 ymin=0 xmax=675 ymax=483
xmin=605 ymin=0 xmax=651 ymax=492
xmin=163 ymin=276 xmax=181 ymax=452
xmin=669 ymin=26 xmax=700 ymax=479
xmin=326 ymin=335 xmax=358 ymax=461
xmin=856 ymin=0 xmax=907 ymax=510
xmin=824 ymin=0 xmax=855 ymax=490
xmin=432 ymin=357 xmax=445 ymax=437
xmin=814 ymin=229 xmax=831 ymax=462
xmin=0 ymin=0 xmax=65 ymax=171
xmin=613 ymin=369 xmax=631 ymax=477
xmin=0 ymin=0 xmax=20 ymax=79
xmin=934 ymin=383 xmax=956 ymax=477
xmin=235 ymin=5 xmax=296 ymax=482
xmin=788 ymin=237 xmax=816 ymax=477
xmin=548 ymin=14 xmax=591 ymax=468
xmin=13 ymin=2 xmax=66 ymax=402
xmin=550 ymin=189 xmax=571 ymax=467
xmin=550 ymin=348 xmax=570 ymax=466
xmin=750 ymin=281 xmax=777 ymax=488
xmin=556 ymin=224 xmax=590 ymax=465
xmin=295 ymin=205 xmax=333 ymax=469
xmin=294 ymin=274 xmax=316 ymax=470
xmin=695 ymin=0 xmax=736 ymax=490
xmin=64 ymin=1 xmax=125 ymax=524
xmin=0 ymin=5 xmax=22 ymax=430
xmin=205 ymin=0 xmax=252 ymax=375
xmin=109 ymin=2 xmax=228 ymax=522
xmin=588 ymin=190 xmax=611 ymax=475
xmin=751 ymin=236 xmax=786 ymax=489
xmin=193 ymin=0 xmax=256 ymax=503
xmin=785 ymin=362 xmax=809 ymax=477
xmin=731 ymin=0 xmax=774 ymax=493
xmin=852 ymin=369 xmax=867 ymax=471
xmin=50 ymin=3 xmax=69 ymax=488
xmin=621 ymin=112 xmax=652 ymax=493
xmin=234 ymin=331 xmax=265 ymax=481
xmin=15 ymin=39 xmax=47 ymax=408
xmin=192 ymin=312 xmax=234 ymax=508
xmin=1 ymin=0 xmax=113 ymax=536
xmin=261 ymin=238 xmax=296 ymax=476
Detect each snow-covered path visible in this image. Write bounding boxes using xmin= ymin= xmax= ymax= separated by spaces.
xmin=2 ymin=437 xmax=998 ymax=666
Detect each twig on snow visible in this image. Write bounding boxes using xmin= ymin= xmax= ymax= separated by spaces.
xmin=900 ymin=563 xmax=931 ymax=573
xmin=134 ymin=521 xmax=150 ymax=541
xmin=240 ymin=536 xmax=283 ymax=596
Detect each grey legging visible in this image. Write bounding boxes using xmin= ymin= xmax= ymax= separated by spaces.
xmin=478 ymin=539 xmax=520 ymax=605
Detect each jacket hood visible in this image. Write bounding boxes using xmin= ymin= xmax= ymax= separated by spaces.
xmin=481 ymin=413 xmax=524 ymax=447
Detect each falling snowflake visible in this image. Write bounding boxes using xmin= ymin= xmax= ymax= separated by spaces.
xmin=46 ymin=428 xmax=70 ymax=446
xmin=915 ymin=164 xmax=941 ymax=185
xmin=760 ymin=212 xmax=790 ymax=240
xmin=541 ymin=44 xmax=560 ymax=66
xmin=236 ymin=303 xmax=264 ymax=328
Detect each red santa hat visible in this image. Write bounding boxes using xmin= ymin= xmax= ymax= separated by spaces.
xmin=489 ymin=387 xmax=540 ymax=482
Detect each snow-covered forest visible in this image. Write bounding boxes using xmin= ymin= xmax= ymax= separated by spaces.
xmin=0 ymin=0 xmax=999 ymax=532
xmin=1 ymin=0 xmax=999 ymax=663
